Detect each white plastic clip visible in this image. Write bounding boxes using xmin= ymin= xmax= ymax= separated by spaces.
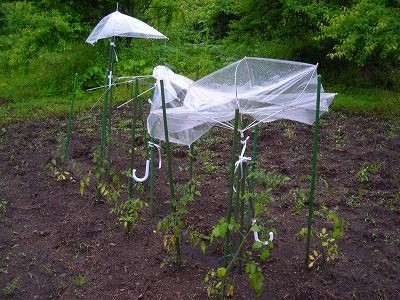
xmin=132 ymin=160 xmax=150 ymax=183
xmin=252 ymin=219 xmax=274 ymax=246
xmin=148 ymin=142 xmax=162 ymax=169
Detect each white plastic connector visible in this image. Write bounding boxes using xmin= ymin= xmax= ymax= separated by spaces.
xmin=132 ymin=160 xmax=150 ymax=182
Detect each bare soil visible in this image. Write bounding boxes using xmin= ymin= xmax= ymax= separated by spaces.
xmin=0 ymin=110 xmax=399 ymax=299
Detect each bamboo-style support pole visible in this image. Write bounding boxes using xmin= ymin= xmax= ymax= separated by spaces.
xmin=160 ymin=80 xmax=181 ymax=265
xmin=223 ymin=109 xmax=240 ymax=266
xmin=305 ymin=74 xmax=322 ymax=265
xmin=63 ymin=73 xmax=79 ymax=168
xmin=128 ymin=79 xmax=139 ymax=198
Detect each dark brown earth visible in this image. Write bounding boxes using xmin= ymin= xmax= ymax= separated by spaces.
xmin=0 ymin=110 xmax=399 ymax=299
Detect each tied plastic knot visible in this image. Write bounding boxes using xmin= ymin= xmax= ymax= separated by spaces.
xmin=252 ymin=219 xmax=274 ymax=246
xmin=233 ymin=136 xmax=251 ymax=192
xmin=234 ymin=136 xmax=252 ymax=177
xmin=148 ymin=141 xmax=162 ymax=169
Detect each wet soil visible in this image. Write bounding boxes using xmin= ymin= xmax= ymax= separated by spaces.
xmin=0 ymin=110 xmax=399 ymax=299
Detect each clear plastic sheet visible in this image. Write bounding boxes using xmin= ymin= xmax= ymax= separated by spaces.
xmin=86 ymin=11 xmax=167 ymax=44
xmin=148 ymin=57 xmax=336 ymax=146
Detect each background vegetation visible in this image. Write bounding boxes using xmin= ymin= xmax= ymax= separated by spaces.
xmin=0 ymin=0 xmax=399 ymax=124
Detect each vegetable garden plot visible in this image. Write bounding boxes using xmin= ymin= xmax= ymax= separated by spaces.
xmin=1 ymin=110 xmax=399 ymax=299
xmin=61 ymin=54 xmax=340 ymax=297
xmin=123 ymin=57 xmax=337 ymax=295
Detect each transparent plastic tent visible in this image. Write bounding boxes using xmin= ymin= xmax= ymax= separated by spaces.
xmin=147 ymin=57 xmax=336 ymax=146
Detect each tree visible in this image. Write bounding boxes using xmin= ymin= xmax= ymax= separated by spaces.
xmin=318 ymin=0 xmax=400 ymax=66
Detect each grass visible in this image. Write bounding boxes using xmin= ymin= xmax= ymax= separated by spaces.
xmin=72 ymin=274 xmax=86 ymax=287
xmin=330 ymin=86 xmax=400 ymax=118
xmin=2 ymin=277 xmax=20 ymax=297
xmin=0 ymin=81 xmax=138 ymax=126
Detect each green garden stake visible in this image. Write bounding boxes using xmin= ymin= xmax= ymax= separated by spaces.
xmin=128 ymin=79 xmax=139 ymax=198
xmin=195 ymin=65 xmax=200 ymax=81
xmin=149 ymin=128 xmax=155 ymax=215
xmin=305 ymin=74 xmax=322 ymax=266
xmin=139 ymin=97 xmax=148 ymax=152
xmin=96 ymin=37 xmax=115 ymax=202
xmin=239 ymin=161 xmax=247 ymax=272
xmin=188 ymin=144 xmax=195 ymax=194
xmin=160 ymin=80 xmax=181 ymax=265
xmin=188 ymin=66 xmax=200 ymax=193
xmin=63 ymin=73 xmax=79 ymax=168
xmin=148 ymin=88 xmax=156 ymax=216
xmin=105 ymin=36 xmax=116 ymax=182
xmin=233 ymin=114 xmax=243 ymax=224
xmin=96 ymin=86 xmax=109 ymax=202
xmin=233 ymin=168 xmax=242 ymax=224
xmin=224 ymin=109 xmax=240 ymax=266
xmin=247 ymin=124 xmax=259 ymax=227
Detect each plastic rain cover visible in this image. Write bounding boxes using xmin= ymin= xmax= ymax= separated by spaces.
xmin=148 ymin=57 xmax=336 ymax=146
xmin=86 ymin=10 xmax=167 ymax=44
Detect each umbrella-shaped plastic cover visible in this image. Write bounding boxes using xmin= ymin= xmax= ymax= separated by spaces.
xmin=86 ymin=11 xmax=167 ymax=44
xmin=148 ymin=57 xmax=337 ymax=146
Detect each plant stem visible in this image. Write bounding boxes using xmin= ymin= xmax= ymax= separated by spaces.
xmin=222 ymin=230 xmax=251 ymax=299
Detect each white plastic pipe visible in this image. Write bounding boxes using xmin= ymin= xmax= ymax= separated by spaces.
xmin=132 ymin=160 xmax=150 ymax=182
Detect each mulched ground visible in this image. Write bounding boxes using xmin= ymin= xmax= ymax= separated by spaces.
xmin=0 ymin=110 xmax=399 ymax=299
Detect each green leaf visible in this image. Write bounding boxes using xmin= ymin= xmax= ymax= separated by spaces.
xmin=260 ymin=248 xmax=270 ymax=261
xmin=252 ymin=241 xmax=263 ymax=249
xmin=200 ymin=241 xmax=206 ymax=254
xmin=211 ymin=220 xmax=228 ymax=238
xmin=216 ymin=267 xmax=226 ymax=278
xmin=250 ymin=224 xmax=262 ymax=232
